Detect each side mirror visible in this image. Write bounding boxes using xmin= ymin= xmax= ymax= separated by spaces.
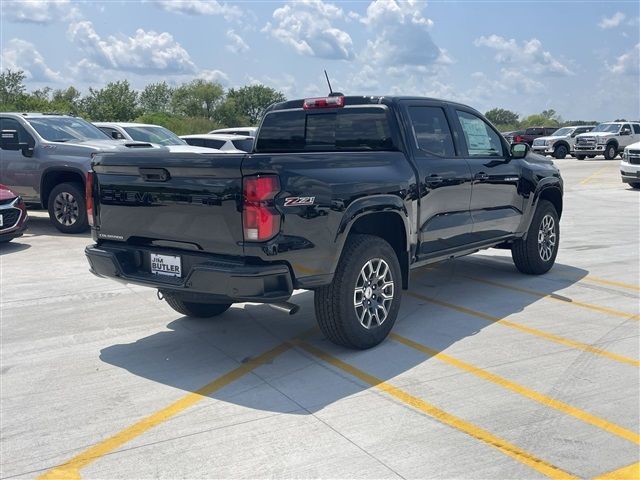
xmin=511 ymin=142 xmax=529 ymax=159
xmin=0 ymin=130 xmax=20 ymax=150
xmin=621 ymin=128 xmax=631 ymax=136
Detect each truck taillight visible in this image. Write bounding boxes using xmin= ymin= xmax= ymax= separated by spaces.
xmin=243 ymin=175 xmax=280 ymax=241
xmin=514 ymin=135 xmax=523 ymax=143
xmin=86 ymin=171 xmax=95 ymax=227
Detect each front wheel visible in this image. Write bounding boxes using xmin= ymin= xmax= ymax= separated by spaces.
xmin=314 ymin=234 xmax=402 ymax=349
xmin=47 ymin=182 xmax=88 ymax=233
xmin=511 ymin=200 xmax=559 ymax=275
xmin=604 ymin=144 xmax=618 ymax=160
xmin=554 ymin=144 xmax=568 ymax=159
xmin=629 ymin=182 xmax=640 ymax=190
xmin=163 ymin=293 xmax=231 ymax=317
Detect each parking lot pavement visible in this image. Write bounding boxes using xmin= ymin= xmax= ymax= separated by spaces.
xmin=1 ymin=158 xmax=638 ymax=479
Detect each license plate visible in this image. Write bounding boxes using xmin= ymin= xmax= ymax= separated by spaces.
xmin=150 ymin=253 xmax=182 ymax=277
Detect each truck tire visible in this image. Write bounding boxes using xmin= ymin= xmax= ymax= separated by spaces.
xmin=576 ymin=155 xmax=586 ymax=160
xmin=629 ymin=182 xmax=640 ymax=189
xmin=314 ymin=234 xmax=402 ymax=349
xmin=47 ymin=182 xmax=88 ymax=233
xmin=554 ymin=144 xmax=568 ymax=159
xmin=163 ymin=293 xmax=231 ymax=317
xmin=511 ymin=199 xmax=559 ymax=275
xmin=604 ymin=143 xmax=617 ymax=160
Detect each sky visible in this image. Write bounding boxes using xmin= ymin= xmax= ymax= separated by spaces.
xmin=1 ymin=0 xmax=639 ymax=121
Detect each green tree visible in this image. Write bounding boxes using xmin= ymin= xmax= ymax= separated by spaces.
xmin=227 ymin=85 xmax=286 ymax=125
xmin=81 ymin=80 xmax=139 ymax=121
xmin=0 ymin=69 xmax=27 ymax=106
xmin=135 ymin=112 xmax=220 ymax=135
xmin=520 ymin=113 xmax=561 ymax=128
xmin=139 ymin=82 xmax=173 ymax=114
xmin=51 ymin=86 xmax=81 ymax=114
xmin=485 ymin=108 xmax=519 ymax=127
xmin=171 ymin=79 xmax=224 ymax=119
xmin=213 ymin=97 xmax=249 ymax=127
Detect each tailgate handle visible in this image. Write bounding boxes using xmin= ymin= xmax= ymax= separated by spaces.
xmin=139 ymin=168 xmax=170 ymax=182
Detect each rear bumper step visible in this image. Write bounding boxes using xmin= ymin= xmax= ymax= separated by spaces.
xmin=85 ymin=244 xmax=293 ymax=303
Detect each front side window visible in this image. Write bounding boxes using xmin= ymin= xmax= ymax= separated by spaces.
xmin=407 ymin=106 xmax=455 ymax=157
xmin=593 ymin=124 xmax=621 ymax=133
xmin=204 ymin=139 xmax=226 ymax=149
xmin=0 ymin=118 xmax=34 ymax=146
xmin=633 ymin=124 xmax=640 ymax=134
xmin=99 ymin=127 xmax=125 ymax=140
xmin=456 ymin=111 xmax=504 ymax=157
xmin=231 ymin=138 xmax=254 ymax=152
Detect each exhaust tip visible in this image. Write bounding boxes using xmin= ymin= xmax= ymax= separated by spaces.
xmin=269 ymin=302 xmax=300 ymax=315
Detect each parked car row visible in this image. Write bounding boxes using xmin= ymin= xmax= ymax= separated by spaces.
xmin=621 ymin=141 xmax=640 ymax=189
xmin=504 ymin=121 xmax=640 ymax=160
xmin=0 ymin=112 xmax=257 ymax=234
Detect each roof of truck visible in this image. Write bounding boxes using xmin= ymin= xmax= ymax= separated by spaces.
xmin=267 ymin=95 xmax=474 ymax=113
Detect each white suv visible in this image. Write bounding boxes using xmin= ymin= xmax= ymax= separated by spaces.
xmin=532 ymin=125 xmax=595 ymax=159
xmin=94 ymin=122 xmax=213 ymax=153
xmin=621 ymin=141 xmax=640 ymax=189
xmin=574 ymin=122 xmax=640 ymax=160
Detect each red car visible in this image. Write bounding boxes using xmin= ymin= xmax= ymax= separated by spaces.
xmin=0 ymin=184 xmax=28 ymax=243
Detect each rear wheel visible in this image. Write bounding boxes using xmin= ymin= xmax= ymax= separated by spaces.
xmin=554 ymin=144 xmax=568 ymax=159
xmin=604 ymin=143 xmax=617 ymax=160
xmin=511 ymin=200 xmax=559 ymax=275
xmin=314 ymin=234 xmax=402 ymax=349
xmin=47 ymin=182 xmax=88 ymax=233
xmin=163 ymin=293 xmax=231 ymax=317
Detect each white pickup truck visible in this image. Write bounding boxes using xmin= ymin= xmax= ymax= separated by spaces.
xmin=574 ymin=122 xmax=640 ymax=160
xmin=531 ymin=125 xmax=595 ymax=159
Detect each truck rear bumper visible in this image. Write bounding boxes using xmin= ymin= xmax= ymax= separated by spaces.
xmin=85 ymin=243 xmax=294 ymax=303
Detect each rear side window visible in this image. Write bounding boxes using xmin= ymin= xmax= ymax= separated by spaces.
xmin=255 ymin=107 xmax=395 ymax=153
xmin=634 ymin=124 xmax=640 ymax=134
xmin=184 ymin=138 xmax=204 ymax=147
xmin=231 ymin=138 xmax=254 ymax=152
xmin=408 ymin=106 xmax=455 ymax=157
xmin=456 ymin=110 xmax=505 ymax=157
xmin=204 ymin=139 xmax=226 ymax=149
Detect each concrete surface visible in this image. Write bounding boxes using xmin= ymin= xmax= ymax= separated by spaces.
xmin=1 ymin=157 xmax=638 ymax=479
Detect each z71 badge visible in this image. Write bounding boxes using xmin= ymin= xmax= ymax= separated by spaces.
xmin=284 ymin=196 xmax=315 ymax=207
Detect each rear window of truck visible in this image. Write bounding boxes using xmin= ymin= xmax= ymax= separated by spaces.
xmin=255 ymin=107 xmax=395 ymax=153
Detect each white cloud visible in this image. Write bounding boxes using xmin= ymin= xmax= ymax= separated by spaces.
xmin=152 ymin=0 xmax=241 ymax=20
xmin=358 ymin=1 xmax=447 ymax=71
xmin=608 ymin=43 xmax=640 ymax=75
xmin=68 ymin=21 xmax=197 ymax=75
xmin=262 ymin=0 xmax=354 ymax=60
xmin=198 ymin=69 xmax=229 ymax=85
xmin=598 ymin=12 xmax=626 ymax=29
xmin=226 ymin=30 xmax=249 ymax=54
xmin=474 ymin=34 xmax=573 ymax=76
xmin=3 ymin=0 xmax=80 ymax=24
xmin=1 ymin=38 xmax=63 ymax=83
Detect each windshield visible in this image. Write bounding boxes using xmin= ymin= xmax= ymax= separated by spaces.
xmin=27 ymin=117 xmax=110 ymax=142
xmin=592 ymin=124 xmax=621 ymax=133
xmin=123 ymin=126 xmax=185 ymax=145
xmin=551 ymin=127 xmax=573 ymax=137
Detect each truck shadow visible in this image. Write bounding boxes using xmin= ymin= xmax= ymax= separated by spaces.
xmin=22 ymin=214 xmax=91 ymax=239
xmin=0 ymin=240 xmax=31 ymax=255
xmin=99 ymin=256 xmax=590 ymax=415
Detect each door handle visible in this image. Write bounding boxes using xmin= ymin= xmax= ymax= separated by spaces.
xmin=474 ymin=172 xmax=489 ymax=181
xmin=425 ymin=174 xmax=444 ymax=186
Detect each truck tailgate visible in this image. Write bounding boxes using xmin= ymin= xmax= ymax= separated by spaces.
xmin=93 ymin=152 xmax=246 ymax=256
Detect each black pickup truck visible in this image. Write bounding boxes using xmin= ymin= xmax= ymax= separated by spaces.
xmin=86 ymin=95 xmax=563 ymax=349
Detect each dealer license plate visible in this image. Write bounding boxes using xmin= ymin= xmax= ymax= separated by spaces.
xmin=150 ymin=253 xmax=182 ymax=277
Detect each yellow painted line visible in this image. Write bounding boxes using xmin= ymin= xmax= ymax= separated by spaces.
xmin=580 ymin=165 xmax=610 ymax=185
xmin=295 ymin=340 xmax=577 ymax=480
xmin=579 ymin=275 xmax=640 ymax=293
xmin=593 ymin=461 xmax=640 ymax=480
xmin=461 ymin=275 xmax=639 ymax=321
xmin=390 ymin=333 xmax=640 ymax=445
xmin=38 ymin=342 xmax=293 ymax=480
xmin=405 ymin=291 xmax=640 ymax=368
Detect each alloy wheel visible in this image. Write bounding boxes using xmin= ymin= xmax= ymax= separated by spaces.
xmin=53 ymin=191 xmax=79 ymax=227
xmin=537 ymin=214 xmax=556 ymax=262
xmin=353 ymin=258 xmax=394 ymax=329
